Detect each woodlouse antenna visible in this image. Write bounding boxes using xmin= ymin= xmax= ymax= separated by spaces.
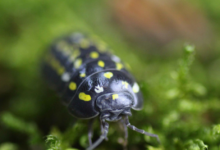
xmin=124 ymin=116 xmax=160 ymax=143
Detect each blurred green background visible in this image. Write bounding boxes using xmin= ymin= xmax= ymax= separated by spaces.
xmin=0 ymin=0 xmax=220 ymax=150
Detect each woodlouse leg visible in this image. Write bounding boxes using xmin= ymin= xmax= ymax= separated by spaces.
xmin=88 ymin=119 xmax=95 ymax=146
xmin=125 ymin=116 xmax=160 ymax=143
xmin=86 ymin=120 xmax=109 ymax=150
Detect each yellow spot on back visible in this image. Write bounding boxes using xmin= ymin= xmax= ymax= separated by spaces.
xmin=58 ymin=67 xmax=65 ymax=75
xmin=112 ymin=94 xmax=118 ymax=100
xmin=132 ymin=83 xmax=140 ymax=93
xmin=57 ymin=41 xmax=71 ymax=55
xmin=104 ymin=72 xmax=113 ymax=79
xmin=79 ymin=92 xmax=91 ymax=101
xmin=48 ymin=54 xmax=66 ymax=76
xmin=90 ymin=52 xmax=99 ymax=59
xmin=122 ymin=81 xmax=129 ymax=89
xmin=51 ymin=59 xmax=59 ymax=69
xmin=98 ymin=60 xmax=105 ymax=67
xmin=80 ymin=73 xmax=86 ymax=77
xmin=80 ymin=39 xmax=90 ymax=49
xmin=70 ymin=49 xmax=80 ymax=61
xmin=63 ymin=45 xmax=71 ymax=55
xmin=74 ymin=59 xmax=82 ymax=68
xmin=116 ymin=63 xmax=123 ymax=70
xmin=69 ymin=82 xmax=77 ymax=91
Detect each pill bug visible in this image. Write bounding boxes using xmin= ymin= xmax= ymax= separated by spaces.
xmin=42 ymin=32 xmax=159 ymax=150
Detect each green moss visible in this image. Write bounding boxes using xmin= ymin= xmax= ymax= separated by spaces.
xmin=0 ymin=0 xmax=220 ymax=150
xmin=184 ymin=139 xmax=208 ymax=150
xmin=1 ymin=112 xmax=42 ymax=145
xmin=0 ymin=143 xmax=18 ymax=150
